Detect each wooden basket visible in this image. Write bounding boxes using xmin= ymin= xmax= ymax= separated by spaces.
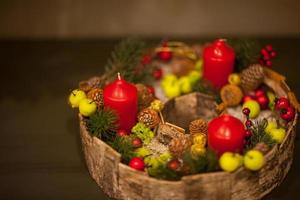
xmin=79 ymin=69 xmax=298 ymax=200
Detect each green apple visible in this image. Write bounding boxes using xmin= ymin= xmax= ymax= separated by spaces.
xmin=79 ymin=98 xmax=97 ymax=117
xmin=228 ymin=73 xmax=241 ymax=85
xmin=244 ymin=150 xmax=264 ymax=171
xmin=195 ymin=59 xmax=203 ymax=70
xmin=242 ymin=100 xmax=261 ymax=119
xmin=69 ymin=89 xmax=86 ymax=108
xmin=267 ymin=91 xmax=276 ymax=110
xmin=236 ymin=153 xmax=244 ymax=166
xmin=268 ymin=128 xmax=286 ymax=144
xmin=265 ymin=121 xmax=277 ymax=134
xmin=161 ymin=74 xmax=178 ymax=88
xmin=219 ymin=152 xmax=243 ymax=172
xmin=179 ymin=76 xmax=192 ymax=94
xmin=161 ymin=75 xmax=181 ymax=98
xmin=163 ymin=82 xmax=181 ymax=98
xmin=188 ymin=70 xmax=202 ymax=85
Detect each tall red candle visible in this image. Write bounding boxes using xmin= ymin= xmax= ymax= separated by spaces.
xmin=203 ymin=39 xmax=235 ymax=88
xmin=103 ymin=74 xmax=138 ymax=132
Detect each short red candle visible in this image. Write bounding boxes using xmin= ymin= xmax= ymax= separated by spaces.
xmin=203 ymin=39 xmax=235 ymax=88
xmin=103 ymin=74 xmax=138 ymax=132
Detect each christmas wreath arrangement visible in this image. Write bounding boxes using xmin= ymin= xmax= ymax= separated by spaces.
xmin=69 ymin=38 xmax=299 ymax=200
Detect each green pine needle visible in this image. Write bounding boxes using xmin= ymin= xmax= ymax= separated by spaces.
xmin=227 ymin=39 xmax=261 ymax=72
xmin=109 ymin=136 xmax=136 ymax=163
xmin=104 ymin=37 xmax=152 ymax=84
xmin=85 ymin=108 xmax=118 ymax=141
xmin=245 ymin=119 xmax=276 ymax=151
xmin=192 ymin=80 xmax=221 ymax=103
xmin=147 ymin=163 xmax=181 ymax=181
xmin=181 ymin=149 xmax=218 ymax=175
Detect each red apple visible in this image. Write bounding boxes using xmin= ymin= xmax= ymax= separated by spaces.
xmin=275 ymin=97 xmax=290 ymax=110
xmin=167 ymin=159 xmax=181 ymax=171
xmin=256 ymin=95 xmax=269 ymax=110
xmin=242 ymin=95 xmax=255 ymax=103
xmin=158 ymin=51 xmax=172 ymax=61
xmin=142 ymin=54 xmax=152 ymax=65
xmin=117 ymin=129 xmax=128 ymax=137
xmin=280 ymin=107 xmax=295 ymax=122
xmin=208 ymin=115 xmax=246 ymax=156
xmin=129 ymin=157 xmax=145 ymax=171
xmin=153 ymin=68 xmax=163 ymax=80
xmin=147 ymin=85 xmax=155 ymax=96
xmin=132 ymin=137 xmax=143 ymax=148
xmin=255 ymin=89 xmax=265 ymax=98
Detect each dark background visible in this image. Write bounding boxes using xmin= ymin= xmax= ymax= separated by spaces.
xmin=0 ymin=1 xmax=300 ymax=199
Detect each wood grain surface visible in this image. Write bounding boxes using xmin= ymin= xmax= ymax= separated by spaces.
xmin=0 ymin=39 xmax=299 ymax=199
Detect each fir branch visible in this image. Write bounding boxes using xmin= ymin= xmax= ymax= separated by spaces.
xmin=192 ymin=80 xmax=221 ymax=103
xmin=147 ymin=163 xmax=181 ymax=181
xmin=109 ymin=136 xmax=136 ymax=163
xmin=245 ymin=119 xmax=276 ymax=151
xmin=104 ymin=37 xmax=151 ymax=84
xmin=181 ymin=149 xmax=218 ymax=175
xmin=85 ymin=108 xmax=118 ymax=141
xmin=227 ymin=39 xmax=261 ymax=72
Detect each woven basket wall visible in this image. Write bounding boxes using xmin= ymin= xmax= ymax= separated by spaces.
xmin=78 ymin=69 xmax=298 ymax=200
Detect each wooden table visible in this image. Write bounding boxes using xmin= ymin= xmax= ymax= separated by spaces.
xmin=0 ymin=39 xmax=299 ymax=199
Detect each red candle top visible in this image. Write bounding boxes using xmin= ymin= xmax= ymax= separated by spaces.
xmin=203 ymin=39 xmax=235 ymax=88
xmin=103 ymin=74 xmax=138 ymax=132
xmin=204 ymin=39 xmax=235 ymax=61
xmin=104 ymin=74 xmax=137 ymax=102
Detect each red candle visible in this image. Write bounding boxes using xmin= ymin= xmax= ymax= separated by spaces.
xmin=103 ymin=73 xmax=138 ymax=132
xmin=203 ymin=39 xmax=235 ymax=88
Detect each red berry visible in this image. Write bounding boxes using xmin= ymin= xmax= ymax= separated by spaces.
xmin=242 ymin=108 xmax=251 ymax=116
xmin=275 ymin=97 xmax=290 ymax=110
xmin=259 ymin=58 xmax=265 ymax=65
xmin=256 ymin=95 xmax=269 ymax=110
xmin=255 ymin=89 xmax=265 ymax=98
xmin=261 ymin=48 xmax=268 ymax=56
xmin=263 ymin=54 xmax=271 ymax=61
xmin=280 ymin=107 xmax=295 ymax=122
xmin=129 ymin=157 xmax=145 ymax=171
xmin=142 ymin=54 xmax=152 ymax=65
xmin=158 ymin=51 xmax=172 ymax=61
xmin=153 ymin=68 xmax=163 ymax=80
xmin=147 ymin=85 xmax=155 ymax=96
xmin=167 ymin=159 xmax=181 ymax=171
xmin=245 ymin=129 xmax=253 ymax=138
xmin=242 ymin=95 xmax=255 ymax=103
xmin=270 ymin=51 xmax=277 ymax=58
xmin=132 ymin=137 xmax=143 ymax=148
xmin=117 ymin=129 xmax=128 ymax=137
xmin=266 ymin=60 xmax=272 ymax=67
xmin=266 ymin=45 xmax=273 ymax=52
xmin=245 ymin=119 xmax=253 ymax=128
xmin=162 ymin=41 xmax=168 ymax=47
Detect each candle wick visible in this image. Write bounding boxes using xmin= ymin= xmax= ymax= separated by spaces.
xmin=117 ymin=72 xmax=121 ymax=80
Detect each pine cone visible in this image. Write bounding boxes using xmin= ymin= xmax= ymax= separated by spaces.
xmin=79 ymin=76 xmax=102 ymax=92
xmin=169 ymin=135 xmax=192 ymax=158
xmin=240 ymin=64 xmax=265 ymax=93
xmin=138 ymin=108 xmax=160 ymax=128
xmin=189 ymin=118 xmax=208 ymax=135
xmin=136 ymin=84 xmax=154 ymax=111
xmin=254 ymin=142 xmax=270 ymax=154
xmin=220 ymin=84 xmax=243 ymax=106
xmin=87 ymin=88 xmax=103 ymax=108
